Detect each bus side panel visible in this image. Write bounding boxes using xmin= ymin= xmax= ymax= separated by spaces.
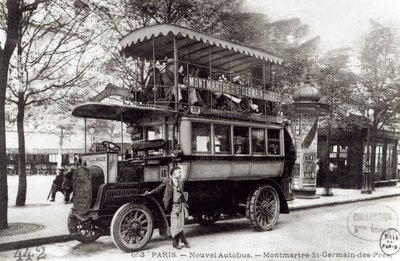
xmin=187 ymin=160 xmax=284 ymax=181
xmin=250 ymin=161 xmax=284 ymax=177
xmin=189 ymin=162 xmax=232 ymax=180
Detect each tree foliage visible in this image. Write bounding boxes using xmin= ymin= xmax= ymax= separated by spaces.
xmin=123 ymin=0 xmax=240 ymax=33
xmin=265 ymin=18 xmax=320 ymax=94
xmin=85 ymin=0 xmax=242 ymax=93
xmin=317 ymin=48 xmax=357 ymax=129
xmin=228 ymin=15 xmax=321 ymax=109
xmin=347 ymin=20 xmax=400 ymax=176
xmin=352 ymin=21 xmax=400 ymax=126
xmin=1 ymin=0 xmax=99 ymax=206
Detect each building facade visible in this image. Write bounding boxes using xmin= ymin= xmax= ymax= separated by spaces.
xmin=317 ymin=127 xmax=400 ymax=188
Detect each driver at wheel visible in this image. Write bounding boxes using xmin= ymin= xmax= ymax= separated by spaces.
xmin=145 ymin=166 xmax=190 ymax=249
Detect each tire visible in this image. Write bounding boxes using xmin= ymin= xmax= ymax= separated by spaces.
xmin=196 ymin=212 xmax=221 ymax=226
xmin=67 ymin=211 xmax=101 ymax=243
xmin=246 ymin=185 xmax=280 ymax=231
xmin=111 ymin=203 xmax=154 ymax=252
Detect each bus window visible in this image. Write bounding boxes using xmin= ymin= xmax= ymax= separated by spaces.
xmin=146 ymin=125 xmax=163 ymax=156
xmin=214 ymin=124 xmax=231 ymax=154
xmin=234 ymin=126 xmax=249 ymax=154
xmin=127 ymin=124 xmax=143 ymax=141
xmin=146 ymin=125 xmax=163 ymax=141
xmin=268 ymin=129 xmax=281 ymax=155
xmin=252 ymin=128 xmax=266 ymax=154
xmin=192 ymin=122 xmax=211 ymax=153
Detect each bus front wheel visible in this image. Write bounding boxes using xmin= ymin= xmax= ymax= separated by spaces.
xmin=111 ymin=203 xmax=154 ymax=252
xmin=67 ymin=211 xmax=101 ymax=243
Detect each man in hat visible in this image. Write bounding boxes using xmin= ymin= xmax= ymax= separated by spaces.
xmin=62 ymin=166 xmax=75 ymax=204
xmin=162 ymin=58 xmax=199 ymax=107
xmin=145 ymin=166 xmax=190 ymax=249
xmin=49 ymin=167 xmax=64 ymax=202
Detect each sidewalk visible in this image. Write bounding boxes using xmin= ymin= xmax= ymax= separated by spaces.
xmin=1 ymin=184 xmax=399 ymax=252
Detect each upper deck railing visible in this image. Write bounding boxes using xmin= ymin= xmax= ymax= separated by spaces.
xmin=116 ymin=24 xmax=284 ymax=117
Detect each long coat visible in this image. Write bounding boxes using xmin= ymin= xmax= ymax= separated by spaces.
xmin=148 ymin=178 xmax=185 ymax=210
xmin=148 ymin=178 xmax=188 ymax=236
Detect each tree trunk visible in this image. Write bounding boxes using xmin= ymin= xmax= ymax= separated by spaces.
xmin=58 ymin=127 xmax=64 ymax=168
xmin=0 ymin=0 xmax=23 ymax=227
xmin=16 ymin=94 xmax=26 ymax=206
xmin=0 ymin=57 xmax=9 ymax=228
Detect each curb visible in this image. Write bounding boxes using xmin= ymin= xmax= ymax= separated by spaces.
xmin=0 ymin=235 xmax=72 ymax=252
xmin=289 ymin=193 xmax=400 ymax=211
xmin=1 ymin=193 xmax=399 ymax=252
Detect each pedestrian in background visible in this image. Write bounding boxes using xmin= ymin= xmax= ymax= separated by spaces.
xmin=145 ymin=166 xmax=190 ymax=249
xmin=49 ymin=167 xmax=64 ymax=202
xmin=62 ymin=166 xmax=75 ymax=204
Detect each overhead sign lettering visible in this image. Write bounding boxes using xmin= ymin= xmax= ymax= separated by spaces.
xmin=183 ymin=76 xmax=279 ymax=102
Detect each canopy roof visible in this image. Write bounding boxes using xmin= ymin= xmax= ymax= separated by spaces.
xmin=118 ymin=24 xmax=283 ymax=73
xmin=72 ymin=102 xmax=174 ymax=122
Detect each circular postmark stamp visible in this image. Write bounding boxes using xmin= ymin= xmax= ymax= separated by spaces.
xmin=379 ymin=228 xmax=400 ymax=256
xmin=347 ymin=204 xmax=398 ymax=242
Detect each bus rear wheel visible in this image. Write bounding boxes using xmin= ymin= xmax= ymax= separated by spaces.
xmin=111 ymin=203 xmax=154 ymax=252
xmin=246 ymin=185 xmax=280 ymax=231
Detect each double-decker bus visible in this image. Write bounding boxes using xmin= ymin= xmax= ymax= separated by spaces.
xmin=68 ymin=24 xmax=295 ymax=252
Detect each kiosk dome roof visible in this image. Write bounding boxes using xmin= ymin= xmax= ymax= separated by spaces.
xmin=293 ymin=82 xmax=321 ymax=103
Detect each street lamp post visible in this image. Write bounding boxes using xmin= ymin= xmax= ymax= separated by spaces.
xmin=361 ymin=108 xmax=374 ymax=194
xmin=89 ymin=127 xmax=95 ymax=152
xmin=322 ymin=119 xmax=333 ymax=196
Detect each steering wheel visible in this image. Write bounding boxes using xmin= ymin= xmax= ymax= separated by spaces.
xmin=102 ymin=141 xmax=121 ymax=152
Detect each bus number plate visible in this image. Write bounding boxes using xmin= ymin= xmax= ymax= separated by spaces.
xmin=160 ymin=166 xmax=168 ymax=180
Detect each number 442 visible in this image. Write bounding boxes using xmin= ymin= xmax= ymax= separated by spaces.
xmin=14 ymin=247 xmax=46 ymax=261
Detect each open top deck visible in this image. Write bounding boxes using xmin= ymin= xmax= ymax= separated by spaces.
xmin=118 ymin=24 xmax=282 ymax=72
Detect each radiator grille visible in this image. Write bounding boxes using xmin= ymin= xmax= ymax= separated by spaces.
xmin=103 ymin=187 xmax=149 ymax=206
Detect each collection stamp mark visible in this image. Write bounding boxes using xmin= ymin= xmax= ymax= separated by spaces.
xmin=347 ymin=204 xmax=398 ymax=242
xmin=379 ymin=228 xmax=400 ymax=256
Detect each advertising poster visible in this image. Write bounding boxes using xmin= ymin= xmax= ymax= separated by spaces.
xmin=300 ymin=117 xmax=318 ymax=191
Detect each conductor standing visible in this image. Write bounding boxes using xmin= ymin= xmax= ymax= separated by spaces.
xmin=145 ymin=166 xmax=190 ymax=249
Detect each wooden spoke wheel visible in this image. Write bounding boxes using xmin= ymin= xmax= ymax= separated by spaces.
xmin=67 ymin=211 xmax=101 ymax=243
xmin=111 ymin=203 xmax=154 ymax=252
xmin=196 ymin=212 xmax=221 ymax=226
xmin=246 ymin=185 xmax=280 ymax=231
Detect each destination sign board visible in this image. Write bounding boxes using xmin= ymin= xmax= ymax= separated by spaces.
xmin=183 ymin=75 xmax=279 ymax=102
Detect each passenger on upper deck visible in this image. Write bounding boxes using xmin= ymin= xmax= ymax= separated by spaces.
xmin=139 ymin=66 xmax=162 ymax=103
xmin=162 ymin=58 xmax=200 ymax=107
xmin=211 ymin=75 xmax=253 ymax=113
xmin=191 ymin=67 xmax=210 ymax=107
xmin=178 ymin=65 xmax=205 ymax=106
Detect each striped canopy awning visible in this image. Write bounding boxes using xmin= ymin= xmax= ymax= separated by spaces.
xmin=118 ymin=24 xmax=283 ymax=72
xmin=72 ymin=102 xmax=174 ymax=122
